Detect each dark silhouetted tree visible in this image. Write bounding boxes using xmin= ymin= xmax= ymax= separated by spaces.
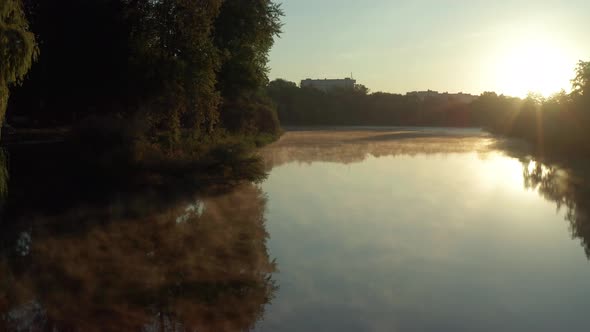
xmin=8 ymin=0 xmax=284 ymax=143
xmin=572 ymin=61 xmax=590 ymax=97
xmin=127 ymin=0 xmax=224 ymax=139
xmin=214 ymin=0 xmax=283 ymax=135
xmin=0 ymin=0 xmax=37 ymax=127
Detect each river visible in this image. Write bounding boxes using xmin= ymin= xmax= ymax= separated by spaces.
xmin=2 ymin=128 xmax=590 ymax=331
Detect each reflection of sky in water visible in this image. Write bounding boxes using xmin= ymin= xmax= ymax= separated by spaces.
xmin=257 ymin=138 xmax=590 ymax=332
xmin=175 ymin=200 xmax=205 ymax=224
xmin=15 ymin=231 xmax=32 ymax=257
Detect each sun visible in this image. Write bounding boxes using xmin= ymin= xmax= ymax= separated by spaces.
xmin=494 ymin=38 xmax=576 ymax=98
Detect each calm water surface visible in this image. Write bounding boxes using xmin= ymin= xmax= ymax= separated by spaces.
xmin=2 ymin=128 xmax=590 ymax=331
xmin=256 ymin=129 xmax=590 ymax=332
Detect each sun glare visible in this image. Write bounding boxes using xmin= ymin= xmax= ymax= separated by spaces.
xmin=494 ymin=38 xmax=576 ymax=98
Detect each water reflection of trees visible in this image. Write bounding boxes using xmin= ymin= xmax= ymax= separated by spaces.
xmin=0 ymin=183 xmax=276 ymax=331
xmin=0 ymin=149 xmax=7 ymax=202
xmin=521 ymin=159 xmax=590 ymax=258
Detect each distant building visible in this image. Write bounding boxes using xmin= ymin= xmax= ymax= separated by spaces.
xmin=406 ymin=90 xmax=477 ymax=103
xmin=300 ymin=78 xmax=356 ymax=92
xmin=447 ymin=92 xmax=478 ymax=104
xmin=406 ymin=90 xmax=440 ymax=101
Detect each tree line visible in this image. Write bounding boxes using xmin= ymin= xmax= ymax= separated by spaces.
xmin=268 ymin=61 xmax=590 ymax=155
xmin=2 ymin=0 xmax=283 ymax=149
xmin=471 ymin=62 xmax=590 ymax=155
xmin=267 ymin=80 xmax=472 ymax=127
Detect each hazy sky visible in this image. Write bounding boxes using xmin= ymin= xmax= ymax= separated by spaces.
xmin=268 ymin=0 xmax=590 ymax=97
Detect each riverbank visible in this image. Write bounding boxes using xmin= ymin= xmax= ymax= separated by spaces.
xmin=0 ymin=125 xmax=281 ymax=217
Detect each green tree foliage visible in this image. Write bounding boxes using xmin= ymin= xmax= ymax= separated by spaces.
xmin=0 ymin=0 xmax=37 ymax=125
xmin=571 ymin=61 xmax=590 ymax=118
xmin=214 ymin=0 xmax=283 ymax=97
xmin=7 ymin=0 xmax=283 ymax=150
xmin=214 ymin=0 xmax=283 ymax=135
xmin=572 ymin=61 xmax=590 ymax=97
xmin=127 ymin=0 xmax=224 ymax=138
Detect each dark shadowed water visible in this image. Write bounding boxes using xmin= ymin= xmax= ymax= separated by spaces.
xmin=2 ymin=128 xmax=590 ymax=331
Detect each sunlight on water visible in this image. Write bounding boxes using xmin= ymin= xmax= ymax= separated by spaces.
xmin=256 ymin=129 xmax=590 ymax=332
xmin=477 ymin=152 xmax=527 ymax=192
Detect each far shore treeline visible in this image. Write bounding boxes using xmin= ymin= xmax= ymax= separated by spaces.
xmin=268 ymin=62 xmax=590 ymax=155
